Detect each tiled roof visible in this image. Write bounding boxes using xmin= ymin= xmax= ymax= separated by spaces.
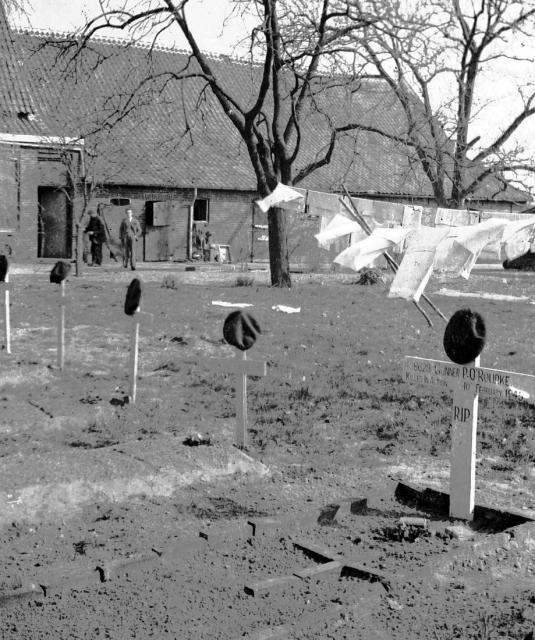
xmin=3 ymin=18 xmax=529 ymax=203
xmin=0 ymin=3 xmax=54 ymax=136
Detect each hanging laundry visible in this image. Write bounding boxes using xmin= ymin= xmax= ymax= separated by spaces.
xmin=314 ymin=214 xmax=364 ymax=248
xmin=305 ymin=190 xmax=343 ymax=218
xmin=350 ymin=196 xmax=404 ymax=227
xmin=435 ymin=207 xmax=473 ymax=227
xmin=334 ymin=227 xmax=410 ymax=272
xmin=403 ymin=205 xmax=423 ymax=229
xmin=434 ymin=219 xmax=508 ymax=279
xmin=501 ymin=216 xmax=535 ymax=261
xmin=255 ymin=183 xmax=305 ymax=213
xmin=389 ymin=226 xmax=450 ymax=301
xmin=395 ymin=204 xmax=422 ymax=254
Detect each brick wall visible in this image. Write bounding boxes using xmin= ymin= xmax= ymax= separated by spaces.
xmin=87 ymin=186 xmax=257 ymax=263
xmin=15 ymin=147 xmax=39 ymax=260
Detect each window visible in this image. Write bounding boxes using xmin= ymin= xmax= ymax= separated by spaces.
xmin=110 ymin=197 xmax=130 ymax=207
xmin=193 ymin=199 xmax=209 ymax=223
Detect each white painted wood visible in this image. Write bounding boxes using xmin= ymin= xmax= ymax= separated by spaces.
xmin=128 ymin=317 xmax=140 ymax=403
xmin=404 ymin=353 xmax=533 ymax=520
xmin=57 ymin=281 xmax=65 ymax=370
xmin=210 ymin=357 xmax=267 ymax=377
xmin=404 ymin=356 xmax=535 ymax=402
xmin=236 ymin=351 xmax=247 ymax=448
xmin=449 ymin=356 xmax=480 ymax=520
xmin=4 ymin=274 xmax=10 ymax=354
xmin=209 ymin=352 xmax=267 ymax=448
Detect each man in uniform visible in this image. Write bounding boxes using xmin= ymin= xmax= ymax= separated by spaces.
xmin=119 ymin=208 xmax=141 ymax=270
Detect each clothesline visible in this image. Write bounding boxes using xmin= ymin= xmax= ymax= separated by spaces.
xmin=255 ymin=183 xmax=535 ymax=306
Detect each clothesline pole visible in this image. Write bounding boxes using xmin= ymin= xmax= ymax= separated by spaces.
xmin=340 ymin=189 xmax=447 ymax=324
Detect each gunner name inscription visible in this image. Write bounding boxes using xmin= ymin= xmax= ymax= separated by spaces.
xmin=403 ymin=357 xmax=530 ymax=404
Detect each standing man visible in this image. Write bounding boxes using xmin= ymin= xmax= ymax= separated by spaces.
xmin=84 ymin=209 xmax=106 ymax=266
xmin=119 ymin=208 xmax=141 ymax=270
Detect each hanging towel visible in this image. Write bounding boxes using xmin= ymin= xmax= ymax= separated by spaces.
xmin=334 ymin=227 xmax=410 ymax=271
xmin=434 ymin=219 xmax=508 ymax=279
xmin=255 ymin=183 xmax=305 ymax=213
xmin=389 ymin=226 xmax=450 ymax=301
xmin=315 ymin=214 xmax=364 ymax=248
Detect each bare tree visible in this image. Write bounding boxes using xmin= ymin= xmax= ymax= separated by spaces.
xmin=40 ymin=0 xmax=376 ymax=287
xmin=58 ymin=142 xmax=123 ymax=277
xmin=345 ymin=0 xmax=535 ymax=207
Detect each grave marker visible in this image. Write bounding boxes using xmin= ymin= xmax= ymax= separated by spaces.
xmin=0 ymin=255 xmax=11 ymax=354
xmin=403 ymin=309 xmax=535 ymax=520
xmin=124 ymin=278 xmax=152 ymax=403
xmin=210 ymin=311 xmax=267 ymax=448
xmin=50 ymin=261 xmax=71 ymax=370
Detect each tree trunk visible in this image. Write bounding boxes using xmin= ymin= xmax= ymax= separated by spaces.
xmin=267 ymin=206 xmax=291 ymax=287
xmin=74 ymin=221 xmax=84 ymax=277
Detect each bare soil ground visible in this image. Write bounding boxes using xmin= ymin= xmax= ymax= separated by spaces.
xmin=0 ymin=263 xmax=534 ymax=639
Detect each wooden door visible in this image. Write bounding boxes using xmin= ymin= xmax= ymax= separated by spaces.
xmin=38 ymin=187 xmax=72 ymax=258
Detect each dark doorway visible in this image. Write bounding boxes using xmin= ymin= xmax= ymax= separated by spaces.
xmin=37 ymin=187 xmax=72 ymax=258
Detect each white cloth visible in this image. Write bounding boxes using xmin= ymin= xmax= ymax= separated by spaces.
xmin=255 ymin=183 xmax=305 ymax=213
xmin=434 ymin=219 xmax=507 ymax=279
xmin=315 ymin=214 xmax=363 ymax=248
xmin=272 ymin=305 xmax=301 ymax=313
xmin=334 ymin=227 xmax=410 ymax=271
xmin=435 ymin=207 xmax=474 ymax=227
xmin=212 ymin=301 xmax=254 ymax=308
xmin=501 ymin=217 xmax=535 ymax=261
xmin=389 ymin=226 xmax=450 ymax=301
xmin=396 ymin=205 xmax=422 ymax=253
xmin=305 ymin=190 xmax=342 ymax=217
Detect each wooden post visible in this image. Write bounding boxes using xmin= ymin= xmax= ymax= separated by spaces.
xmin=3 ymin=274 xmax=10 ymax=354
xmin=127 ymin=310 xmax=152 ymax=404
xmin=58 ymin=280 xmax=66 ymax=370
xmin=128 ymin=316 xmax=140 ymax=403
xmin=236 ymin=350 xmax=248 ymax=448
xmin=403 ymin=355 xmax=535 ymax=520
xmin=449 ymin=356 xmax=480 ymax=520
xmin=209 ymin=353 xmax=267 ymax=448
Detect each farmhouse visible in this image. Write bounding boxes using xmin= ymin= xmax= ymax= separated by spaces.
xmin=0 ymin=4 xmax=530 ymax=264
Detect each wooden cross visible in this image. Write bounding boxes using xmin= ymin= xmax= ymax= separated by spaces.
xmin=128 ymin=310 xmax=153 ymax=403
xmin=210 ymin=351 xmax=267 ymax=448
xmin=57 ymin=280 xmax=68 ymax=370
xmin=403 ymin=355 xmax=535 ymax=520
xmin=0 ymin=277 xmax=11 ymax=354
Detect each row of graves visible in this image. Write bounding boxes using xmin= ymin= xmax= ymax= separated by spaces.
xmin=0 ymin=198 xmax=534 ymax=526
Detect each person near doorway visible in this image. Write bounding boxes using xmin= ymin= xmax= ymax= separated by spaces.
xmin=202 ymin=229 xmax=212 ymax=261
xmin=119 ymin=208 xmax=141 ymax=270
xmin=84 ymin=209 xmax=106 ymax=266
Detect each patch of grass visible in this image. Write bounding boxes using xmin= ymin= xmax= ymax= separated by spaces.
xmin=162 ymin=275 xmax=179 ymax=289
xmin=234 ymin=275 xmax=255 ymax=287
xmin=355 ymin=268 xmax=385 ymax=285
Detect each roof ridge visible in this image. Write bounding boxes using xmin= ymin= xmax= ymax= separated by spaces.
xmin=14 ymin=26 xmax=254 ymax=65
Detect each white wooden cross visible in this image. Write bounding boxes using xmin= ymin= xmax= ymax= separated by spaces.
xmin=403 ymin=355 xmax=535 ymax=520
xmin=127 ymin=310 xmax=153 ymax=403
xmin=0 ymin=276 xmax=11 ymax=354
xmin=210 ymin=351 xmax=267 ymax=448
xmin=56 ymin=280 xmax=69 ymax=370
